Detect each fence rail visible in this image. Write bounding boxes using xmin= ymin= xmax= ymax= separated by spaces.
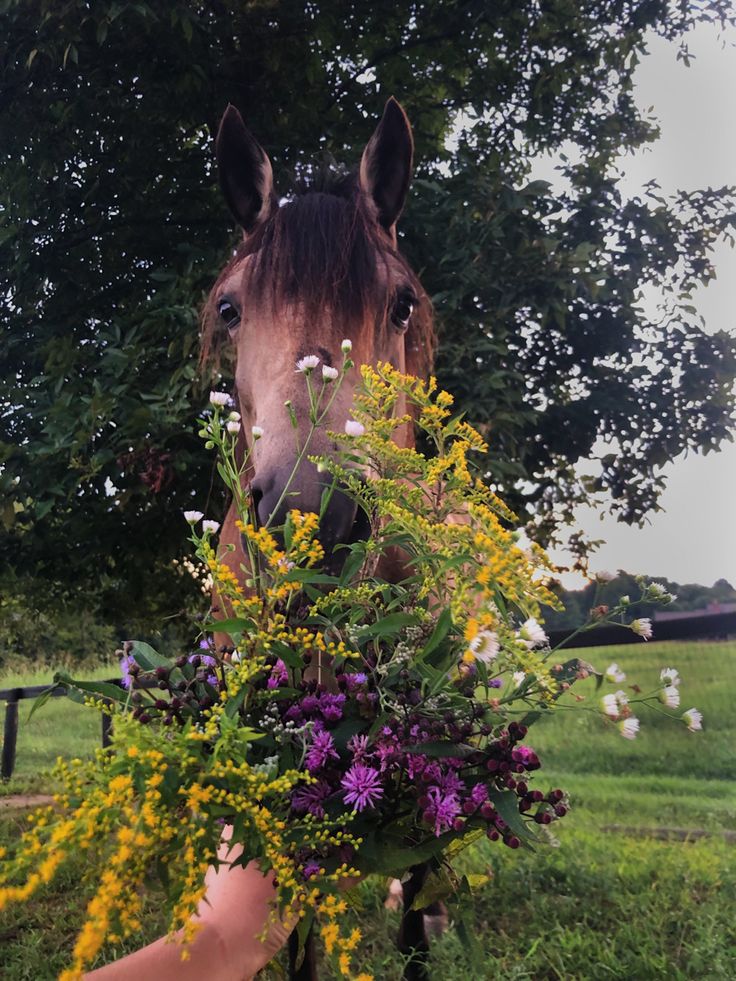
xmin=2 ymin=612 xmax=734 ymax=781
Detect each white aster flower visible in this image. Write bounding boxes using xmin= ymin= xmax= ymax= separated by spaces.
xmin=660 ymin=685 xmax=680 ymax=709
xmin=512 ymin=671 xmax=526 ymax=687
xmin=209 ymin=391 xmax=230 ymax=407
xmin=618 ymin=717 xmax=640 ymax=740
xmin=682 ymin=708 xmax=703 ymax=732
xmin=251 ymin=425 xmax=264 ymax=440
xmin=341 ymin=338 xmax=352 ymax=354
xmin=660 ymin=667 xmax=681 ymax=688
xmin=605 ymin=662 xmax=626 ymax=684
xmin=230 ymin=650 xmax=242 ymax=664
xmin=596 ymin=570 xmax=615 ymax=582
xmin=295 ymin=355 xmax=320 ymax=373
xmin=601 ymin=693 xmax=619 ymax=718
xmin=226 ymin=420 xmax=240 ymax=435
xmin=344 ymin=420 xmax=365 ymax=437
xmin=614 ymin=690 xmax=629 ymax=708
xmin=469 ymin=630 xmax=500 ymax=664
xmin=322 ymin=365 xmax=339 ymax=382
xmin=183 ymin=510 xmax=204 ymax=524
xmin=648 ymin=581 xmax=666 ymax=598
xmin=228 ymin=411 xmax=241 ymax=422
xmin=202 ymin=520 xmax=220 ymax=535
xmin=631 ymin=617 xmax=653 ymax=641
xmin=518 ymin=617 xmax=548 ymax=648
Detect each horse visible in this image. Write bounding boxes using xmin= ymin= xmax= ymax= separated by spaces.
xmin=201 ymin=97 xmax=439 ymax=980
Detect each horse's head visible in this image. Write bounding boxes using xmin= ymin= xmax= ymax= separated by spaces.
xmin=203 ymin=99 xmax=434 ymax=564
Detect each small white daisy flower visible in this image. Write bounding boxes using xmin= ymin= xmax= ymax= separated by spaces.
xmin=322 ymin=365 xmax=339 ymax=382
xmin=228 ymin=411 xmax=241 ymax=422
xmin=660 ymin=685 xmax=680 ymax=709
xmin=226 ymin=420 xmax=240 ymax=435
xmin=596 ymin=570 xmax=615 ymax=582
xmin=618 ymin=717 xmax=640 ymax=740
xmin=344 ymin=420 xmax=365 ymax=437
xmin=202 ymin=520 xmax=220 ymax=535
xmin=469 ymin=630 xmax=500 ymax=664
xmin=631 ymin=618 xmax=653 ymax=641
xmin=605 ymin=662 xmax=626 ymax=684
xmin=341 ymin=338 xmax=352 ymax=354
xmin=209 ymin=391 xmax=230 ymax=407
xmin=660 ymin=667 xmax=681 ymax=688
xmin=251 ymin=425 xmax=264 ymax=439
xmin=512 ymin=671 xmax=526 ymax=687
xmin=183 ymin=510 xmax=204 ymax=524
xmin=518 ymin=617 xmax=548 ymax=648
xmin=295 ymin=355 xmax=320 ymax=373
xmin=614 ymin=690 xmax=629 ymax=709
xmin=682 ymin=708 xmax=703 ymax=732
xmin=230 ymin=650 xmax=242 ymax=664
xmin=601 ymin=693 xmax=619 ymax=718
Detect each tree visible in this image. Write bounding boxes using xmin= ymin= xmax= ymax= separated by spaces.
xmin=1 ymin=0 xmax=735 ymax=625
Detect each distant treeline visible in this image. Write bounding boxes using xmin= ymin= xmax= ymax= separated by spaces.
xmin=542 ymin=573 xmax=736 ymax=632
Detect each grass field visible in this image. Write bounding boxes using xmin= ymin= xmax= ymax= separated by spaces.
xmin=1 ymin=640 xmax=734 ymax=979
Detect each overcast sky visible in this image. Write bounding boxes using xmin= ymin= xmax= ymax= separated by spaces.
xmin=542 ymin=25 xmax=736 ymax=589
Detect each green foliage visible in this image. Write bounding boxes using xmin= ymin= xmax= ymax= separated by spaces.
xmin=1 ymin=0 xmax=735 ymax=617
xmin=543 ymin=573 xmax=736 ymax=630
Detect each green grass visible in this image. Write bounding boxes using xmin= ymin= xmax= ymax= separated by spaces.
xmin=0 ymin=665 xmax=114 ymax=797
xmin=1 ymin=640 xmax=735 ymax=979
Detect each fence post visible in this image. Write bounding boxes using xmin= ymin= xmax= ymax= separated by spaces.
xmin=1 ymin=689 xmax=21 ymax=781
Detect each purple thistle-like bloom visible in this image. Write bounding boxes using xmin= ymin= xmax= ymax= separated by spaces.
xmin=489 ymin=678 xmax=503 ymax=689
xmin=347 ymin=734 xmax=370 ymax=761
xmin=341 ymin=764 xmax=384 ymax=811
xmin=267 ymin=658 xmax=289 ymax=690
xmin=120 ymin=654 xmax=137 ymax=690
xmin=291 ymin=780 xmax=331 ymax=818
xmin=302 ymin=860 xmax=321 ymax=880
xmin=305 ymin=730 xmax=339 ymax=772
xmin=345 ymin=672 xmax=368 ymax=690
xmin=423 ymin=786 xmax=461 ymax=836
xmin=189 ymin=652 xmax=217 ymax=668
xmin=406 ymin=754 xmax=428 ymax=780
xmin=317 ymin=692 xmax=346 ymax=722
xmin=470 ymin=783 xmax=488 ymax=807
xmin=436 ymin=769 xmax=465 ymax=795
xmin=206 ymin=672 xmax=219 ymax=687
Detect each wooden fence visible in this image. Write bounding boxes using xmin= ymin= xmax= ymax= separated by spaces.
xmin=1 ymin=610 xmax=734 ymax=781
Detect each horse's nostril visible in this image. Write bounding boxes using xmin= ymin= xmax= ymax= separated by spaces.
xmin=249 ymin=481 xmax=265 ymax=526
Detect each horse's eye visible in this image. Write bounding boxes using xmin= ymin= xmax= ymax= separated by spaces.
xmin=391 ymin=291 xmax=415 ymax=332
xmin=217 ymin=298 xmax=240 ymax=333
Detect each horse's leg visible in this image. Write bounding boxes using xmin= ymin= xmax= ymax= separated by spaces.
xmin=288 ymin=923 xmax=318 ymax=980
xmin=397 ymin=863 xmax=432 ymax=981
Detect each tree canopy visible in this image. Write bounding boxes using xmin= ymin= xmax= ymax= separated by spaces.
xmin=1 ymin=0 xmax=735 ymax=626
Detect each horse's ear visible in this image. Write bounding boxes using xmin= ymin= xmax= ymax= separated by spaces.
xmin=216 ymin=105 xmax=275 ymax=233
xmin=359 ymin=97 xmax=413 ymax=232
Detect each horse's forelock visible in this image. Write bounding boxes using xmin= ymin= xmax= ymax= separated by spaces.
xmin=200 ymin=177 xmax=435 ymax=376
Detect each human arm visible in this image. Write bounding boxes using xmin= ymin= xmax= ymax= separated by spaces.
xmin=85 ymin=834 xmax=296 ymax=981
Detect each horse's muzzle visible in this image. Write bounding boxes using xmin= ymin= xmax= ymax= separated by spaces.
xmin=247 ymin=463 xmax=371 ymax=573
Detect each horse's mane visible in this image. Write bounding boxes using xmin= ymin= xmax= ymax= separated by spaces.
xmin=200 ymin=169 xmax=435 ymax=380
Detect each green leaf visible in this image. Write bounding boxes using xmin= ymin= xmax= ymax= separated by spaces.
xmin=54 ymin=671 xmax=128 ymax=705
xmin=355 ymin=613 xmax=417 ymax=642
xmin=418 ymin=608 xmax=453 ymax=662
xmin=27 ymin=685 xmax=57 ymax=722
xmin=128 ymin=641 xmax=172 ymax=671
xmin=488 ymin=789 xmax=537 ymax=844
xmin=411 ymin=866 xmax=455 ymax=911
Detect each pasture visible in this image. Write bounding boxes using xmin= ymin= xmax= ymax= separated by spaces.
xmin=1 ymin=639 xmax=734 ymax=979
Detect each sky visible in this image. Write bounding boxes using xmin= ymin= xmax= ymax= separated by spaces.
xmin=541 ymin=25 xmax=736 ymax=590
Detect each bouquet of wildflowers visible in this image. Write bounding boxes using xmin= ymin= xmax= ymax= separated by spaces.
xmin=0 ymin=358 xmax=702 ymax=980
